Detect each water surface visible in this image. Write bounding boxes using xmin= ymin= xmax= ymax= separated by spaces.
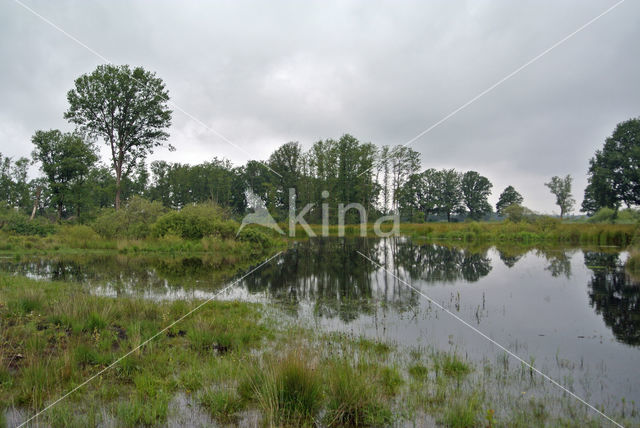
xmin=2 ymin=237 xmax=639 ymax=413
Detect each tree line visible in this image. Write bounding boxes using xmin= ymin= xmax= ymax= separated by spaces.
xmin=1 ymin=64 xmax=635 ymax=224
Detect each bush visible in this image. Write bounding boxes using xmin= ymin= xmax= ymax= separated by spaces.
xmin=535 ymin=215 xmax=561 ymax=231
xmin=93 ymin=197 xmax=166 ymax=239
xmin=588 ymin=207 xmax=616 ymax=223
xmin=0 ymin=211 xmax=56 ymax=236
xmin=503 ymin=204 xmax=536 ymax=223
xmin=152 ymin=203 xmax=238 ymax=240
xmin=616 ymin=208 xmax=640 ymax=224
xmin=236 ymin=228 xmax=274 ymax=247
xmin=58 ymin=225 xmax=102 ymax=247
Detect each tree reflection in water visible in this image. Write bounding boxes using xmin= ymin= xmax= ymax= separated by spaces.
xmin=242 ymin=238 xmax=492 ymax=322
xmin=2 ymin=242 xmax=637 ymax=343
xmin=584 ymin=251 xmax=640 ymax=346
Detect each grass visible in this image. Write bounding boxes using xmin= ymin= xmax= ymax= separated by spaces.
xmin=1 ymin=274 xmax=638 ymax=427
xmin=290 ymin=221 xmax=638 ymax=246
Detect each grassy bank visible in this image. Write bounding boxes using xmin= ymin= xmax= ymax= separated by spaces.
xmin=290 ymin=221 xmax=638 ymax=246
xmin=0 ymin=274 xmax=636 ymax=427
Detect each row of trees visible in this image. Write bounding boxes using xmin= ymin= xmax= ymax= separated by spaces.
xmin=8 ymin=62 xmax=631 ymax=224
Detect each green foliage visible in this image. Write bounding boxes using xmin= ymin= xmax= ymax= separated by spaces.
xmin=0 ymin=154 xmax=31 ymax=212
xmin=435 ymin=169 xmax=465 ymax=222
xmin=31 ymin=130 xmax=98 ymax=219
xmin=92 ymin=196 xmax=167 ymax=239
xmin=545 ymin=175 xmax=575 ymax=219
xmin=588 ymin=207 xmax=617 ymax=223
xmin=503 ymin=204 xmax=536 ymax=223
xmin=236 ymin=227 xmax=275 ymax=247
xmin=583 ymin=117 xmax=640 ymax=212
xmin=0 ymin=210 xmax=55 ymax=236
xmin=496 ymin=185 xmax=523 ymax=216
xmin=65 ymin=64 xmax=173 ymax=209
xmin=148 ymin=158 xmax=247 ymax=213
xmin=461 ymin=171 xmax=493 ymax=220
xmin=615 ymin=208 xmax=640 ymax=224
xmin=152 ymin=203 xmax=238 ymax=240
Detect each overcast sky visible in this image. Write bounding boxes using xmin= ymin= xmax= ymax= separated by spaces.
xmin=1 ymin=0 xmax=638 ymax=213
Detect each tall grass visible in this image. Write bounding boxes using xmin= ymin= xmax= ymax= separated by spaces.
xmin=240 ymin=353 xmax=322 ymax=426
xmin=293 ymin=221 xmax=638 ymax=246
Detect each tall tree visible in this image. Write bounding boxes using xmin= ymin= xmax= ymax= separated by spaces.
xmin=64 ymin=64 xmax=172 ymax=209
xmin=389 ymin=146 xmax=421 ymax=212
xmin=396 ymin=168 xmax=439 ymax=221
xmin=496 ymin=185 xmax=523 ymax=216
xmin=0 ymin=154 xmax=31 ymax=210
xmin=545 ymin=175 xmax=575 ymax=219
xmin=268 ymin=142 xmax=302 ymax=209
xmin=31 ymin=130 xmax=98 ymax=219
xmin=461 ymin=171 xmax=493 ymax=220
xmin=582 ymin=118 xmax=640 ymax=212
xmin=435 ymin=169 xmax=464 ymax=222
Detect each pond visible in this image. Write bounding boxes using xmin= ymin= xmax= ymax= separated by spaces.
xmin=1 ymin=237 xmax=639 ymax=415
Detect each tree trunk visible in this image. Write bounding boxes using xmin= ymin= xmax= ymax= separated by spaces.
xmin=115 ymin=163 xmax=122 ymax=210
xmin=29 ymin=187 xmax=41 ymax=221
xmin=447 ymin=212 xmax=451 ymax=222
xmin=58 ymin=201 xmax=63 ymax=221
xmin=115 ymin=184 xmax=121 ymax=210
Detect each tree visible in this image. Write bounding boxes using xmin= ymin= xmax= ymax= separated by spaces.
xmin=461 ymin=171 xmax=493 ymax=220
xmin=397 ymin=168 xmax=439 ymax=221
xmin=268 ymin=142 xmax=302 ymax=209
xmin=31 ymin=130 xmax=98 ymax=219
xmin=64 ymin=64 xmax=173 ymax=210
xmin=582 ymin=118 xmax=640 ymax=212
xmin=545 ymin=174 xmax=575 ymax=219
xmin=496 ymin=185 xmax=523 ymax=216
xmin=389 ymin=146 xmax=421 ymax=211
xmin=434 ymin=169 xmax=464 ymax=222
xmin=0 ymin=154 xmax=31 ymax=210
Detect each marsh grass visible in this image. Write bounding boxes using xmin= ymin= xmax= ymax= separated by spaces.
xmin=240 ymin=353 xmax=322 ymax=426
xmin=199 ymin=387 xmax=245 ymax=423
xmin=1 ymin=274 xmax=638 ymax=427
xmin=293 ymin=222 xmax=638 ymax=246
xmin=324 ymin=360 xmax=393 ymax=427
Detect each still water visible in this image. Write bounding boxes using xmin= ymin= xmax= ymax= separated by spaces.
xmin=1 ymin=237 xmax=639 ymax=411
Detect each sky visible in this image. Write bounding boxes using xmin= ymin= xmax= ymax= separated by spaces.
xmin=0 ymin=0 xmax=638 ymax=214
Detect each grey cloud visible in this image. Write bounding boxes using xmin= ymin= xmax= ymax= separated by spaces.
xmin=0 ymin=0 xmax=638 ymax=212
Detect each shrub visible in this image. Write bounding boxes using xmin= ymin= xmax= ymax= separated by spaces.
xmin=93 ymin=197 xmax=166 ymax=239
xmin=535 ymin=215 xmax=561 ymax=231
xmin=0 ymin=211 xmax=55 ymax=236
xmin=588 ymin=207 xmax=616 ymax=224
xmin=237 ymin=228 xmax=274 ymax=247
xmin=616 ymin=208 xmax=640 ymax=224
xmin=503 ymin=205 xmax=536 ymax=223
xmin=152 ymin=203 xmax=238 ymax=240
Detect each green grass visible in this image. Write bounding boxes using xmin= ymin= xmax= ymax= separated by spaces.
xmin=199 ymin=387 xmax=245 ymax=423
xmin=291 ymin=221 xmax=638 ymax=246
xmin=0 ymin=273 xmax=637 ymax=427
xmin=324 ymin=360 xmax=393 ymax=427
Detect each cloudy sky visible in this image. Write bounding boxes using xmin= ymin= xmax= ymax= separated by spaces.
xmin=0 ymin=0 xmax=638 ymax=213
